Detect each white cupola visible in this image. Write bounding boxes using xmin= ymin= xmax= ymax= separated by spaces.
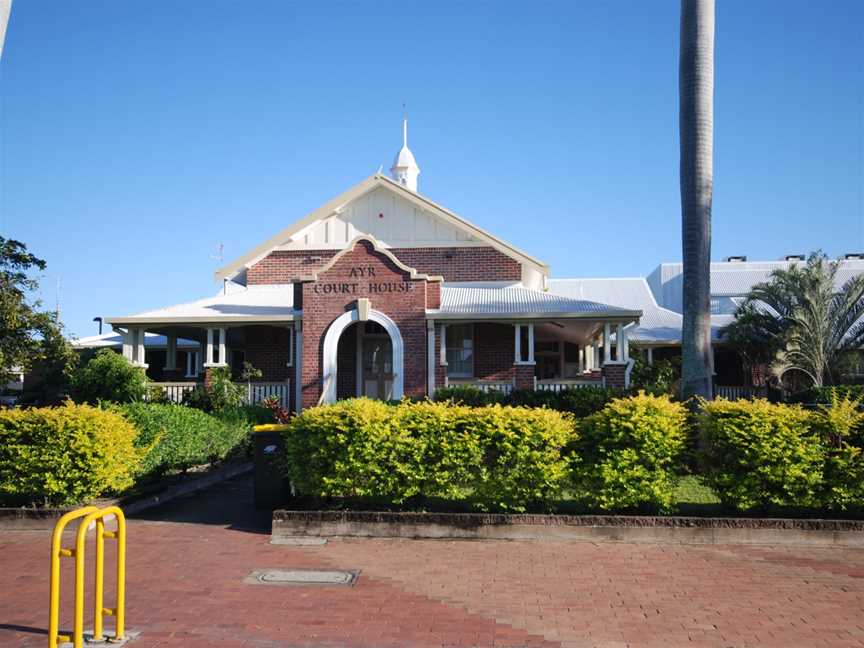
xmin=390 ymin=117 xmax=420 ymax=192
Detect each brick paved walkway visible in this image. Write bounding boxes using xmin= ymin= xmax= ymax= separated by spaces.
xmin=1 ymin=478 xmax=863 ymax=647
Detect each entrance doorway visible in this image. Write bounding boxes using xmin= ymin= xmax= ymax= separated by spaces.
xmin=358 ymin=321 xmax=393 ymax=399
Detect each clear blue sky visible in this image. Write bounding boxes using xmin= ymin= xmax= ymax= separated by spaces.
xmin=1 ymin=1 xmax=862 ymax=338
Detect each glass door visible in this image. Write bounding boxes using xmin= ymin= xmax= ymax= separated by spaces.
xmin=361 ymin=324 xmax=393 ymax=400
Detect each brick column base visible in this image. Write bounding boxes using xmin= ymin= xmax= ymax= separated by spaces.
xmin=602 ymin=363 xmax=627 ymax=390
xmin=514 ymin=364 xmax=535 ymax=390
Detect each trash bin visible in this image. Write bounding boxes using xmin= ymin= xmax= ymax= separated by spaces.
xmin=252 ymin=424 xmax=291 ymax=509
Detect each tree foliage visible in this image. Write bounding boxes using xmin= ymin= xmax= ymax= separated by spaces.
xmin=0 ymin=237 xmax=76 ymax=394
xmin=71 ymin=348 xmax=149 ymax=404
xmin=721 ymin=252 xmax=864 ymax=387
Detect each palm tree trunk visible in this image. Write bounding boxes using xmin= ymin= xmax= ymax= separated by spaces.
xmin=679 ymin=0 xmax=715 ymax=401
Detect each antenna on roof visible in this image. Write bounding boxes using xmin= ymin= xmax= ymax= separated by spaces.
xmin=210 ymin=243 xmax=224 ymax=263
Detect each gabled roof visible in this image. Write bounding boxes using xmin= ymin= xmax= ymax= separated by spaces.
xmin=215 ymin=174 xmax=548 ymax=281
xmin=428 ymin=285 xmax=640 ymax=320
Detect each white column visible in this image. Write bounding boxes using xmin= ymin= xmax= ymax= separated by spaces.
xmin=122 ymin=329 xmax=133 ymax=362
xmin=647 ymin=347 xmax=654 ymax=365
xmin=427 ymin=321 xmax=436 ymax=397
xmin=218 ymin=328 xmax=227 ymax=366
xmin=294 ymin=322 xmax=303 ymax=413
xmin=616 ymin=323 xmax=624 ymax=361
xmin=603 ymin=323 xmax=611 ymax=364
xmin=206 ymin=328 xmax=214 ymax=365
xmin=135 ymin=328 xmax=147 ymax=367
xmin=619 ymin=324 xmax=629 ymax=362
xmin=186 ymin=351 xmax=193 ymax=377
xmin=585 ymin=344 xmax=593 ymax=372
xmin=165 ymin=336 xmax=177 ymax=370
xmin=594 ymin=341 xmax=601 ymax=368
xmin=285 ymin=325 xmax=294 ymax=367
xmin=527 ymin=323 xmax=535 ymax=364
xmin=578 ymin=347 xmax=584 ymax=373
xmin=514 ymin=324 xmax=522 ymax=363
xmin=439 ymin=324 xmax=447 ymax=366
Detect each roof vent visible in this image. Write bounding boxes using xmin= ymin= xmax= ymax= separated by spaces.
xmin=725 ymin=255 xmax=747 ymax=263
xmin=843 ymin=253 xmax=864 ymax=260
xmin=784 ymin=254 xmax=805 ymax=262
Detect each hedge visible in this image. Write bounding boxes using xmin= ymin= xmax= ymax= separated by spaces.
xmin=0 ymin=403 xmax=140 ymax=506
xmin=699 ymin=399 xmax=823 ymax=510
xmin=281 ymin=398 xmax=574 ymax=512
xmin=70 ymin=348 xmax=149 ymax=404
xmin=570 ymin=392 xmax=687 ymax=513
xmin=118 ymin=403 xmax=260 ymax=477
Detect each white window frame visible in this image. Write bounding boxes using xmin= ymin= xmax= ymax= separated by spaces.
xmin=445 ymin=323 xmax=474 ymax=379
xmin=185 ymin=351 xmax=200 ymax=378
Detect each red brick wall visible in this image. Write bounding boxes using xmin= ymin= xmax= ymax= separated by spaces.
xmin=247 ymin=246 xmax=521 ymax=285
xmin=602 ymin=363 xmax=627 ymax=389
xmin=473 ymin=323 xmax=516 ymax=382
xmin=514 ymin=363 xmax=536 ymax=389
xmin=299 ymin=239 xmax=431 ymax=409
xmin=242 ymin=325 xmax=291 ymax=382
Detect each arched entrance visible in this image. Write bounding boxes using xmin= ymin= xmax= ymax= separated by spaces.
xmin=321 ymin=309 xmax=404 ymax=404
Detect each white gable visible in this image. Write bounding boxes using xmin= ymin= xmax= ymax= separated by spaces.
xmin=284 ymin=186 xmax=481 ymax=249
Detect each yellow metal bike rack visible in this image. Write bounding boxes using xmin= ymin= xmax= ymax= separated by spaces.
xmin=49 ymin=505 xmax=126 ymax=648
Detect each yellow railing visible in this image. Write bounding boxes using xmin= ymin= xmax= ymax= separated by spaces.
xmin=49 ymin=505 xmax=126 ymax=648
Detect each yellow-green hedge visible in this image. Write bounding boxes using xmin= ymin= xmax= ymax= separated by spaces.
xmin=570 ymin=392 xmax=688 ymax=512
xmin=282 ymin=398 xmax=574 ymax=512
xmin=0 ymin=403 xmax=140 ymax=506
xmin=699 ymin=399 xmax=823 ymax=510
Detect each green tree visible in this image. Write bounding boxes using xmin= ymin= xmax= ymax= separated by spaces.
xmin=679 ymin=0 xmax=716 ymax=401
xmin=721 ymin=252 xmax=864 ymax=387
xmin=71 ymin=348 xmax=149 ymax=404
xmin=0 ymin=237 xmax=75 ymax=395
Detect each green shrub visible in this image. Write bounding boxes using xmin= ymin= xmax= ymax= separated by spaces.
xmin=699 ymin=399 xmax=823 ymax=510
xmin=433 ymin=385 xmax=505 ymax=407
xmin=282 ymin=398 xmax=574 ymax=511
xmin=0 ymin=402 xmax=140 ymax=506
xmin=70 ymin=348 xmax=148 ymax=404
xmin=118 ymin=402 xmax=252 ymax=477
xmin=788 ymin=384 xmax=864 ymax=404
xmin=813 ymin=390 xmax=864 ymax=509
xmin=629 ymin=358 xmax=678 ymax=395
xmin=207 ymin=367 xmax=245 ymax=411
xmin=570 ymin=393 xmax=687 ymax=513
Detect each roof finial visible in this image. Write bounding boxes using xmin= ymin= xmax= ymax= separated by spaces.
xmin=390 ymin=105 xmax=420 ymax=192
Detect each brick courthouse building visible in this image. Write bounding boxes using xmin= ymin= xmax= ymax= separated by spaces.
xmin=106 ymin=122 xmax=642 ymax=411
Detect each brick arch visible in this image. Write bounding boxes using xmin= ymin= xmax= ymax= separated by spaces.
xmin=321 ymin=308 xmax=404 ymax=404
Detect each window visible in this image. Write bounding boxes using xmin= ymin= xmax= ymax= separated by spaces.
xmin=185 ymin=351 xmax=199 ymax=378
xmin=446 ymin=324 xmax=474 ymax=378
xmin=710 ymin=297 xmax=738 ymax=315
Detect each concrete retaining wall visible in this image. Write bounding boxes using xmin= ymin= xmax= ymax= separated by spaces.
xmin=272 ymin=510 xmax=864 ymax=547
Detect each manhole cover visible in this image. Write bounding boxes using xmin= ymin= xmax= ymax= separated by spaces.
xmin=245 ymin=569 xmax=359 ymax=586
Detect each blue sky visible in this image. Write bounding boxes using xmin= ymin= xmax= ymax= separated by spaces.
xmin=1 ymin=1 xmax=862 ymax=338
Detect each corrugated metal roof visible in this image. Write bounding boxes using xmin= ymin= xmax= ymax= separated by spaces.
xmin=107 ymin=284 xmax=299 ymax=324
xmin=434 ymin=285 xmax=639 ymax=318
xmin=71 ymin=332 xmax=200 ymax=349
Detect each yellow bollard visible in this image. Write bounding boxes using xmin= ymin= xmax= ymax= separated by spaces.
xmin=49 ymin=505 xmax=127 ymax=648
xmin=48 ymin=506 xmax=98 ymax=648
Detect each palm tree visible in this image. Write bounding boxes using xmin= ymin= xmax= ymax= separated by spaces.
xmin=727 ymin=254 xmax=864 ymax=388
xmin=679 ymin=0 xmax=715 ymax=401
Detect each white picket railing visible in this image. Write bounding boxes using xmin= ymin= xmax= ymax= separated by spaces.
xmin=155 ymin=382 xmax=198 ymax=403
xmin=715 ymin=385 xmax=764 ymax=400
xmin=535 ymin=380 xmax=605 ymax=393
xmin=450 ymin=380 xmax=514 ymax=395
xmin=152 ymin=381 xmax=290 ymax=408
